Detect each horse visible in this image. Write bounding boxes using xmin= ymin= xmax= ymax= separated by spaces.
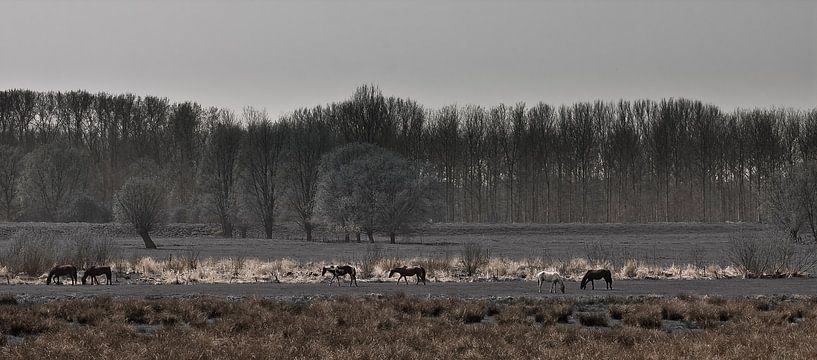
xmin=82 ymin=266 xmax=113 ymax=285
xmin=580 ymin=269 xmax=613 ymax=290
xmin=535 ymin=270 xmax=565 ymax=294
xmin=47 ymin=265 xmax=77 ymax=285
xmin=321 ymin=265 xmax=358 ymax=287
xmin=388 ymin=266 xmax=426 ymax=285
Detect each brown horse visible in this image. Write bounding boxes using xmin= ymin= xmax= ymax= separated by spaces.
xmin=82 ymin=266 xmax=113 ymax=285
xmin=321 ymin=265 xmax=358 ymax=287
xmin=388 ymin=266 xmax=426 ymax=285
xmin=47 ymin=265 xmax=77 ymax=285
xmin=580 ymin=269 xmax=613 ymax=290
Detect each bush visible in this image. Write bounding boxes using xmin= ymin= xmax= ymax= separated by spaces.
xmin=0 ymin=230 xmax=58 ymax=276
xmin=0 ymin=229 xmax=117 ymax=277
xmin=461 ymin=243 xmax=488 ymax=276
xmin=577 ymin=312 xmax=609 ymax=327
xmin=357 ymin=244 xmax=383 ymax=278
xmin=728 ymin=231 xmax=817 ymax=276
xmin=62 ymin=231 xmax=118 ymax=268
xmin=623 ymin=305 xmax=662 ymax=329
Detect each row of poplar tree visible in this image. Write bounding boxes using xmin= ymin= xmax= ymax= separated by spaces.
xmin=1 ymin=85 xmax=815 ymax=233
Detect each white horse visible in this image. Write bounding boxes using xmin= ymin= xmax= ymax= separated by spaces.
xmin=535 ymin=270 xmax=565 ymax=294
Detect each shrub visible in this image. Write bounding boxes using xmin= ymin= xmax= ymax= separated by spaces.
xmin=461 ymin=242 xmax=488 ymax=276
xmin=660 ymin=300 xmax=686 ymax=321
xmin=608 ymin=304 xmax=627 ymax=320
xmin=357 ymin=244 xmax=383 ymax=278
xmin=623 ymin=305 xmax=662 ymax=329
xmin=577 ymin=312 xmax=609 ymax=327
xmin=0 ymin=230 xmax=58 ymax=276
xmin=62 ymin=231 xmax=117 ymax=268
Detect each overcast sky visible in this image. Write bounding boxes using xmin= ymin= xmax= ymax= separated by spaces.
xmin=1 ymin=0 xmax=814 ymax=117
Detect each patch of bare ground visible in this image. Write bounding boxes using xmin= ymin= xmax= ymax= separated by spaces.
xmin=1 ymin=295 xmax=817 ymax=359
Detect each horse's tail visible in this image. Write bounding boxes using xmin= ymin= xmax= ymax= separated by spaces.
xmin=420 ymin=267 xmax=426 ymax=281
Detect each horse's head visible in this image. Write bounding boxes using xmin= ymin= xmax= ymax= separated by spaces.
xmin=388 ymin=269 xmax=396 ymax=278
xmin=46 ymin=275 xmax=51 ymax=285
xmin=321 ymin=267 xmax=328 ymax=276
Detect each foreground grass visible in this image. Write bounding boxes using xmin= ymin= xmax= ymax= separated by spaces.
xmin=1 ymin=295 xmax=816 ymax=359
xmin=1 ymin=255 xmax=746 ymax=286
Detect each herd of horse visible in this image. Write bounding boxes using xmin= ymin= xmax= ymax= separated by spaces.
xmin=47 ymin=262 xmax=610 ymax=293
xmin=321 ymin=264 xmax=610 ymax=293
xmin=46 ymin=265 xmax=113 ymax=286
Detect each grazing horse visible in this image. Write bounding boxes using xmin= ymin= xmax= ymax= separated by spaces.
xmin=82 ymin=266 xmax=113 ymax=285
xmin=47 ymin=265 xmax=77 ymax=285
xmin=535 ymin=270 xmax=565 ymax=294
xmin=580 ymin=269 xmax=613 ymax=290
xmin=321 ymin=265 xmax=358 ymax=287
xmin=388 ymin=266 xmax=426 ymax=285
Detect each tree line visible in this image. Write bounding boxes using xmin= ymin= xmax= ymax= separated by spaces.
xmin=1 ymin=86 xmax=816 ymax=238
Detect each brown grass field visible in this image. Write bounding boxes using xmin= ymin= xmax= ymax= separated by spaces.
xmin=2 ymin=294 xmax=817 ymax=359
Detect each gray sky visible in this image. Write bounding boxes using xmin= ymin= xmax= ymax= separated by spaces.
xmin=1 ymin=0 xmax=815 ymax=117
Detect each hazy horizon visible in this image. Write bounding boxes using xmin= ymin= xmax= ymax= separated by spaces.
xmin=1 ymin=0 xmax=815 ymax=117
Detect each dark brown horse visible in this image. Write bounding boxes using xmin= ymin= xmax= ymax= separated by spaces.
xmin=321 ymin=265 xmax=358 ymax=287
xmin=580 ymin=269 xmax=613 ymax=290
xmin=82 ymin=266 xmax=112 ymax=285
xmin=47 ymin=265 xmax=77 ymax=285
xmin=388 ymin=266 xmax=426 ymax=285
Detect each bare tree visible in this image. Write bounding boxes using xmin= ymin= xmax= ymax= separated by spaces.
xmin=283 ymin=108 xmax=336 ymax=241
xmin=0 ymin=145 xmax=23 ymax=220
xmin=113 ymin=176 xmax=166 ymax=249
xmin=199 ymin=113 xmax=243 ymax=237
xmin=764 ymin=168 xmax=805 ymax=242
xmin=20 ymin=143 xmax=89 ymax=221
xmin=239 ymin=108 xmax=288 ymax=239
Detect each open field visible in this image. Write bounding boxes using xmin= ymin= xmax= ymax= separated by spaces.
xmin=4 ymin=221 xmax=814 ymax=287
xmin=2 ymin=294 xmax=817 ymax=359
xmin=0 ymin=221 xmax=773 ymax=265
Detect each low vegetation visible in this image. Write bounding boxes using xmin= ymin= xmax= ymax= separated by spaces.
xmin=1 ymin=295 xmax=817 ymax=359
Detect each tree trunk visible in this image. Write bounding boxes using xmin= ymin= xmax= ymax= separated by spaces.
xmin=221 ymin=221 xmax=233 ymax=238
xmin=304 ymin=222 xmax=313 ymax=242
xmin=389 ymin=232 xmax=396 ymax=244
xmin=367 ymin=231 xmax=374 ymax=243
xmin=264 ymin=221 xmax=273 ymax=239
xmin=138 ymin=228 xmax=157 ymax=249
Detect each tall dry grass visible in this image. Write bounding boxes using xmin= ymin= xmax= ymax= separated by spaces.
xmin=2 ymin=295 xmax=817 ymax=359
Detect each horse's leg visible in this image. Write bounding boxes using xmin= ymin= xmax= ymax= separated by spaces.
xmin=591 ymin=279 xmax=594 ymax=290
xmin=538 ymin=279 xmax=542 ymax=293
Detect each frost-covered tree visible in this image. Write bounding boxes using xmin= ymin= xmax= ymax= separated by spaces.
xmin=316 ymin=143 xmax=439 ymax=243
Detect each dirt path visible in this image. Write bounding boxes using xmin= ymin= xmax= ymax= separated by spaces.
xmin=4 ymin=278 xmax=817 ymax=301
